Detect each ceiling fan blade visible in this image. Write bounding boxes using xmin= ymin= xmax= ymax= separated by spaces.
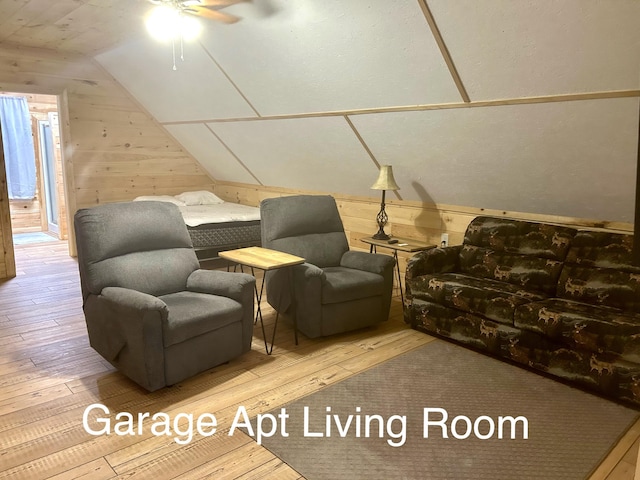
xmin=186 ymin=6 xmax=240 ymax=23
xmin=199 ymin=0 xmax=248 ymax=6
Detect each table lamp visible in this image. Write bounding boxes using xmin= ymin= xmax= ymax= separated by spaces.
xmin=371 ymin=165 xmax=400 ymax=240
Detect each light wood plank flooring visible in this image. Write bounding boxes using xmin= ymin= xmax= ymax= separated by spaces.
xmin=0 ymin=240 xmax=638 ymax=479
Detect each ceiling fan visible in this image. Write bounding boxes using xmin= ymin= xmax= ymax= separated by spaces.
xmin=147 ymin=0 xmax=247 ymax=24
xmin=145 ymin=0 xmax=246 ymax=69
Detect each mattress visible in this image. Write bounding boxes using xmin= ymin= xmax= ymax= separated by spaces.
xmin=178 ymin=203 xmax=261 ymax=227
xmin=187 ymin=220 xmax=261 ymax=250
xmin=179 ymin=203 xmax=262 ymax=259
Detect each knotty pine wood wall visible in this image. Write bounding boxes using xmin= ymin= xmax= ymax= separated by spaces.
xmin=213 ymin=181 xmax=634 ymax=278
xmin=0 ymin=43 xmax=215 ymax=279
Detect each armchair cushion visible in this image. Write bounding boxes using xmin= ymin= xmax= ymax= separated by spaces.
xmin=75 ymin=201 xmax=200 ymax=298
xmin=159 ymin=291 xmax=243 ymax=347
xmin=270 ymin=233 xmax=348 ymax=268
xmin=261 ymin=195 xmax=349 ymax=267
xmin=321 ymin=266 xmax=385 ymax=305
xmin=340 ymin=250 xmax=395 ymax=275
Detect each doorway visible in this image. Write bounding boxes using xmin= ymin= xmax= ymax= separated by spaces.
xmin=0 ymin=92 xmax=67 ymax=249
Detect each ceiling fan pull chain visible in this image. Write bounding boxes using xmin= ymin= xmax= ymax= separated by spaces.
xmin=172 ymin=37 xmax=177 ymax=71
xmin=180 ymin=34 xmax=185 ymax=62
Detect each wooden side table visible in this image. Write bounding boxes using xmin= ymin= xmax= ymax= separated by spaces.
xmin=360 ymin=236 xmax=436 ymax=306
xmin=219 ymin=246 xmax=305 ymax=354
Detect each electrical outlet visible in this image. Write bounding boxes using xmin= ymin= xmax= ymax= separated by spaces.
xmin=440 ymin=233 xmax=449 ymax=248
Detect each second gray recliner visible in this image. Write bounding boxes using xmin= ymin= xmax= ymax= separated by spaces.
xmin=260 ymin=195 xmax=395 ymax=338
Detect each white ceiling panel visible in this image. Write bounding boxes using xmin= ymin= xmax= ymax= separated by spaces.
xmin=350 ymin=97 xmax=640 ymax=222
xmin=429 ymin=0 xmax=640 ymax=100
xmin=198 ymin=0 xmax=461 ymax=116
xmin=95 ymin=37 xmax=258 ymax=122
xmin=164 ymin=123 xmax=258 ymax=184
xmin=208 ymin=117 xmax=380 ymax=195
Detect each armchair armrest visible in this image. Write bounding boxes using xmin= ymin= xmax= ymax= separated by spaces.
xmin=405 ymin=245 xmax=462 ymax=281
xmin=86 ymin=287 xmax=169 ymax=391
xmin=266 ymin=262 xmax=324 ymax=314
xmin=101 ymin=286 xmax=167 ymax=313
xmin=186 ymin=269 xmax=255 ymax=303
xmin=340 ymin=250 xmax=395 ymax=275
xmin=294 ymin=262 xmax=325 ymax=279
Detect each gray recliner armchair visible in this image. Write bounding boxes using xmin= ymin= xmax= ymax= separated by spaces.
xmin=260 ymin=195 xmax=395 ymax=338
xmin=74 ymin=201 xmax=255 ymax=391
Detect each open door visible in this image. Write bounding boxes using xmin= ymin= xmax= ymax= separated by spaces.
xmin=37 ymin=118 xmax=59 ymax=236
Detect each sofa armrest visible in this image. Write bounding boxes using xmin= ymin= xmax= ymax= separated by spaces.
xmin=340 ymin=250 xmax=395 ymax=275
xmin=186 ymin=269 xmax=256 ymax=303
xmin=405 ymin=245 xmax=462 ymax=281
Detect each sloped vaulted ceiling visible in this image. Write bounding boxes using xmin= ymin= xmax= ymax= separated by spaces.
xmin=95 ymin=0 xmax=640 ymax=222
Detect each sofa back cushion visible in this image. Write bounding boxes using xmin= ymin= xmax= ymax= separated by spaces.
xmin=460 ymin=216 xmax=577 ymax=295
xmin=557 ymin=231 xmax=640 ymax=312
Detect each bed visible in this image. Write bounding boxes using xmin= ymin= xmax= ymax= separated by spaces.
xmin=133 ymin=191 xmax=261 ymax=260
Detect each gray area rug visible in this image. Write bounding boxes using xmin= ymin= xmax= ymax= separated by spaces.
xmin=255 ymin=340 xmax=639 ymax=480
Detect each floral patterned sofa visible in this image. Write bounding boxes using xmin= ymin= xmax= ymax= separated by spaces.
xmin=405 ymin=216 xmax=640 ymax=406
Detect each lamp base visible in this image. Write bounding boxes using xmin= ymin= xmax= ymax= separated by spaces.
xmin=372 ymin=229 xmax=391 ymax=241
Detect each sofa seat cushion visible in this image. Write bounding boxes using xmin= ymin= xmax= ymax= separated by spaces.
xmin=321 ymin=266 xmax=384 ymax=304
xmin=160 ymin=291 xmax=243 ymax=347
xmin=408 ymin=273 xmax=547 ymax=326
xmin=514 ymin=298 xmax=640 ymax=361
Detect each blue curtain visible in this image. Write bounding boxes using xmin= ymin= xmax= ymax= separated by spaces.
xmin=0 ymin=96 xmax=36 ymax=199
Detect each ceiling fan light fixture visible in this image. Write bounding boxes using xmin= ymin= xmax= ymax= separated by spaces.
xmin=179 ymin=14 xmax=202 ymax=41
xmin=145 ymin=5 xmax=201 ymax=42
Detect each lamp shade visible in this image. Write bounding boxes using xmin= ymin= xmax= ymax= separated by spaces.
xmin=371 ymin=165 xmax=400 ymax=191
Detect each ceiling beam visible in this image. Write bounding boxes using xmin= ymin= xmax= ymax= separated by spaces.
xmin=416 ymin=0 xmax=470 ymax=103
xmin=161 ymin=90 xmax=640 ymax=126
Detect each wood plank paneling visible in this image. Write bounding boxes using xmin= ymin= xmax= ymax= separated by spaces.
xmin=0 ymin=43 xmax=215 ymax=277
xmin=213 ymin=181 xmax=634 ymax=278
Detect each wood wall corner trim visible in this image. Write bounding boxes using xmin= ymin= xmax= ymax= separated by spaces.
xmin=633 ymin=97 xmax=640 ymax=264
xmin=58 ymin=90 xmax=77 ymax=257
xmin=0 ymin=121 xmax=16 ymax=279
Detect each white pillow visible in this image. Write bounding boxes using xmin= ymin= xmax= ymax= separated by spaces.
xmin=175 ymin=190 xmax=224 ymax=206
xmin=133 ymin=195 xmax=186 ymax=206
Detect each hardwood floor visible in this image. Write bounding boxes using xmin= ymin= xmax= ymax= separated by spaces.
xmin=0 ymin=240 xmax=638 ymax=479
